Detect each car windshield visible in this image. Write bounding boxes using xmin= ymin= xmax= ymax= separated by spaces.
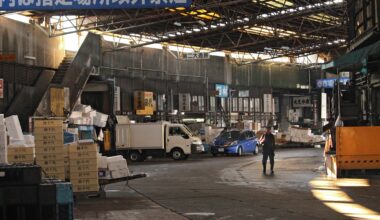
xmin=220 ymin=131 xmax=240 ymax=141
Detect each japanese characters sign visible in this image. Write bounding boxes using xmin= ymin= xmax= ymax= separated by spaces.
xmin=0 ymin=0 xmax=191 ymax=11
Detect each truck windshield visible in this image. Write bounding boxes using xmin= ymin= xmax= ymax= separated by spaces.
xmin=182 ymin=125 xmax=194 ymax=137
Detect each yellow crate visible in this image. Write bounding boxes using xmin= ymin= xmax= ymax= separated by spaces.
xmin=34 ymin=119 xmax=63 ymax=128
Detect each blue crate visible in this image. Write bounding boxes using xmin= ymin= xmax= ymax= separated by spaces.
xmin=56 ymin=182 xmax=74 ymax=204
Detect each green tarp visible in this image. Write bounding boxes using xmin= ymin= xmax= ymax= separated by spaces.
xmin=322 ymin=40 xmax=380 ymax=72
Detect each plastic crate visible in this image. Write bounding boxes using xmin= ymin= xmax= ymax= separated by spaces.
xmin=0 ymin=164 xmax=41 ymax=186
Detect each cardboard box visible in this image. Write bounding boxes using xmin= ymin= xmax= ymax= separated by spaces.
xmin=7 ymin=146 xmax=34 ymax=155
xmin=34 ymin=119 xmax=63 ymax=128
xmin=36 ymin=159 xmax=65 ymax=167
xmin=69 ymin=164 xmax=98 ymax=172
xmin=34 ymin=135 xmax=63 ymax=145
xmin=72 ymin=184 xmax=99 ymax=193
xmin=42 ymin=166 xmax=65 ymax=174
xmin=69 ymin=158 xmax=97 ymax=167
xmin=34 ymin=127 xmax=63 ymax=134
xmin=5 ymin=115 xmax=24 ymax=141
xmin=44 ymin=172 xmax=65 ymax=180
xmin=70 ymin=178 xmax=98 ymax=186
xmin=8 ymin=154 xmax=34 ymax=163
xmin=68 ymin=151 xmax=97 ymax=160
xmin=35 ymin=145 xmax=64 ymax=154
xmin=68 ymin=143 xmax=97 ymax=154
xmin=69 ymin=171 xmax=98 ymax=179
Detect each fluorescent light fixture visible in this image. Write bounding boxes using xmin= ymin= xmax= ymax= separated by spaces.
xmin=173 ymin=22 xmax=182 ymax=27
xmin=197 ymin=20 xmax=206 ymax=26
xmin=211 ymin=24 xmax=217 ymax=29
xmin=168 ymin=33 xmax=176 ymax=37
xmin=193 ymin=28 xmax=201 ymax=32
xmin=185 ymin=30 xmax=193 ymax=34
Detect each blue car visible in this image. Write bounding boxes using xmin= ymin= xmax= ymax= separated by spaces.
xmin=211 ymin=130 xmax=259 ymax=156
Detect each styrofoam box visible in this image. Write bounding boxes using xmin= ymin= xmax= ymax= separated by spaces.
xmin=70 ymin=111 xmax=82 ymax=119
xmin=108 ymin=160 xmax=128 ymax=171
xmin=5 ymin=116 xmax=24 ymax=141
xmin=106 ymin=155 xmax=124 ymax=163
xmin=94 ymin=112 xmax=108 ymax=128
xmin=97 ymin=156 xmax=108 ymax=169
xmin=24 ymin=135 xmax=35 ymax=145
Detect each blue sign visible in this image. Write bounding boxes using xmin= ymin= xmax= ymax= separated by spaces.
xmin=0 ymin=0 xmax=191 ymax=11
xmin=316 ymin=77 xmax=350 ymax=89
xmin=215 ymin=84 xmax=229 ymax=98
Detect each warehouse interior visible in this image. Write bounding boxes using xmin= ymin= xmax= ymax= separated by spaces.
xmin=0 ymin=0 xmax=380 ymax=219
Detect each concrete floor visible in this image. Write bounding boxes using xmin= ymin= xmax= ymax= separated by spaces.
xmin=74 ymin=148 xmax=380 ymax=220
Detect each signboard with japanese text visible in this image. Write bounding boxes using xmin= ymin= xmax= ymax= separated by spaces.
xmin=316 ymin=77 xmax=350 ymax=89
xmin=0 ymin=0 xmax=191 ymax=11
xmin=215 ymin=84 xmax=228 ymax=98
xmin=238 ymin=90 xmax=249 ymax=97
xmin=182 ymin=52 xmax=210 ymax=60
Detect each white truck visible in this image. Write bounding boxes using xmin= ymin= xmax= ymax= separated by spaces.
xmin=115 ymin=122 xmax=204 ymax=162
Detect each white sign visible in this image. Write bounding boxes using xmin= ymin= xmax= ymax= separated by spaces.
xmin=263 ymin=94 xmax=272 ymax=113
xmin=182 ymin=52 xmax=210 ymax=60
xmin=321 ymin=93 xmax=327 ymax=119
xmin=293 ymin=96 xmax=313 ymax=108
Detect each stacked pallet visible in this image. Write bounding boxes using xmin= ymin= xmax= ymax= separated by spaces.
xmin=68 ymin=141 xmax=99 ymax=193
xmin=34 ymin=119 xmax=65 ymax=180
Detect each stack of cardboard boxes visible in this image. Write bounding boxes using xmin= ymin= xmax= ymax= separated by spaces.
xmin=98 ymin=155 xmax=130 ymax=179
xmin=34 ymin=119 xmax=65 ymax=180
xmin=68 ymin=141 xmax=99 ymax=192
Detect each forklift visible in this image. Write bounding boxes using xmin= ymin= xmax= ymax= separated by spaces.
xmin=323 ymin=41 xmax=380 ymax=178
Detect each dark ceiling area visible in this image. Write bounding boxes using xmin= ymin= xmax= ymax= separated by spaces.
xmin=26 ymin=0 xmax=348 ymax=60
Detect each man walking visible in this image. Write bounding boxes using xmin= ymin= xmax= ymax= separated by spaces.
xmin=259 ymin=127 xmax=276 ymax=175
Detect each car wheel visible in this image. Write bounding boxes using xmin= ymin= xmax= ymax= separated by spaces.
xmin=253 ymin=146 xmax=259 ymax=155
xmin=237 ymin=147 xmax=242 ymax=157
xmin=171 ymin=148 xmax=184 ymax=160
xmin=129 ymin=151 xmax=143 ymax=162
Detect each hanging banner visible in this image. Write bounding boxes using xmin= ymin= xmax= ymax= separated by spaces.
xmin=215 ymin=84 xmax=229 ymax=98
xmin=0 ymin=0 xmax=191 ymax=11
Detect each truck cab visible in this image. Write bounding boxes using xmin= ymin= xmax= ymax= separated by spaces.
xmin=115 ymin=121 xmax=203 ymax=162
xmin=166 ymin=123 xmax=204 ymax=160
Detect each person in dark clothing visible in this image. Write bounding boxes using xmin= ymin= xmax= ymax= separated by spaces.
xmin=259 ymin=127 xmax=276 ymax=175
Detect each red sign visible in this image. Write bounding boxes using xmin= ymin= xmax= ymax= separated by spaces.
xmin=0 ymin=79 xmax=3 ymax=99
xmin=0 ymin=54 xmax=16 ymax=62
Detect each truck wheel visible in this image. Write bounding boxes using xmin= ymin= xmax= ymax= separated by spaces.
xmin=171 ymin=149 xmax=184 ymax=160
xmin=129 ymin=151 xmax=143 ymax=162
